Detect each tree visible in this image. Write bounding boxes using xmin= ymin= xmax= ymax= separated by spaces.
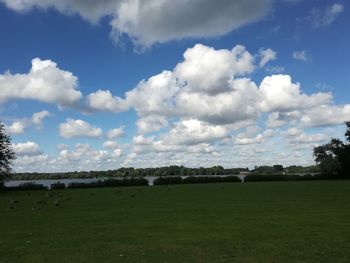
xmin=0 ymin=121 xmax=15 ymax=185
xmin=313 ymin=122 xmax=350 ymax=175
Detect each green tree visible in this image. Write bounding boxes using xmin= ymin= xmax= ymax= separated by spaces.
xmin=0 ymin=121 xmax=16 ymax=186
xmin=313 ymin=122 xmax=350 ymax=175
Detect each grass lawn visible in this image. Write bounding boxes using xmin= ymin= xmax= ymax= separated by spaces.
xmin=1 ymin=181 xmax=350 ymax=262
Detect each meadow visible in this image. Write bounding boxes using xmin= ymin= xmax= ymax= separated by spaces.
xmin=1 ymin=181 xmax=350 ymax=262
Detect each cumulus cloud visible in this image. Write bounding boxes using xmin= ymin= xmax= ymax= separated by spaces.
xmin=266 ymin=111 xmax=300 ymax=128
xmin=0 ymin=0 xmax=122 ymax=23
xmin=0 ymin=58 xmax=82 ymax=108
xmin=6 ymin=121 xmax=26 ymax=135
xmin=234 ymin=126 xmax=274 ymax=145
xmin=57 ymin=143 xmax=119 ymax=166
xmin=13 ymin=141 xmax=42 ymax=156
xmin=4 ymin=43 xmax=349 ymax=171
xmin=110 ymin=0 xmax=272 ymax=47
xmin=301 ymin=105 xmax=350 ymax=127
xmin=259 ymin=75 xmax=331 ymax=112
xmin=106 ymin=127 xmax=125 ymax=139
xmin=136 ymin=115 xmax=168 ymax=134
xmin=124 ymin=70 xmax=179 ymax=117
xmin=103 ymin=140 xmax=119 ymax=149
xmin=31 ymin=110 xmax=51 ymax=126
xmin=259 ymin=48 xmax=277 ymax=67
xmin=1 ymin=0 xmax=272 ymax=48
xmin=175 ymin=44 xmax=255 ymax=94
xmin=163 ymin=119 xmax=228 ymax=145
xmin=59 ymin=119 xmax=102 ymax=139
xmin=86 ymin=90 xmax=127 ymax=113
xmin=5 ymin=110 xmax=51 ymax=135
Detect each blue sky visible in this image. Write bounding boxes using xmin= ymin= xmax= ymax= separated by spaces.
xmin=0 ymin=0 xmax=349 ymax=172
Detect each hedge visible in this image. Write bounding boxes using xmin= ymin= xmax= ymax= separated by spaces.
xmin=51 ymin=183 xmax=66 ymax=189
xmin=7 ymin=182 xmax=47 ymax=190
xmin=68 ymin=178 xmax=148 ymax=188
xmin=244 ymin=174 xmax=347 ymax=182
xmin=153 ymin=177 xmax=183 ymax=185
xmin=183 ymin=176 xmax=241 ymax=184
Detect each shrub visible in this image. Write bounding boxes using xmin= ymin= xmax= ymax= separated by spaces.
xmin=68 ymin=181 xmax=105 ymax=188
xmin=7 ymin=182 xmax=47 ymax=190
xmin=244 ymin=173 xmax=347 ymax=182
xmin=183 ymin=176 xmax=241 ymax=184
xmin=104 ymin=178 xmax=148 ymax=187
xmin=68 ymin=178 xmax=149 ymax=188
xmin=244 ymin=174 xmax=288 ymax=182
xmin=51 ymin=183 xmax=66 ymax=189
xmin=153 ymin=177 xmax=183 ymax=185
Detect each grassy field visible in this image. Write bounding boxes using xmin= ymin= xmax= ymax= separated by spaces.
xmin=1 ymin=181 xmax=350 ymax=263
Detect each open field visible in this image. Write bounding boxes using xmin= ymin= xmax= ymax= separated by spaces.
xmin=1 ymin=181 xmax=350 ymax=262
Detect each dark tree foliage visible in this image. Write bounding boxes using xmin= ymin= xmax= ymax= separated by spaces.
xmin=314 ymin=122 xmax=350 ymax=176
xmin=0 ymin=121 xmax=16 ymax=182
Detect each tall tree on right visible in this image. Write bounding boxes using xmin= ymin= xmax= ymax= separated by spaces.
xmin=314 ymin=122 xmax=350 ymax=175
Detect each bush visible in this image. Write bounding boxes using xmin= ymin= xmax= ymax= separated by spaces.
xmin=68 ymin=181 xmax=106 ymax=188
xmin=244 ymin=174 xmax=288 ymax=182
xmin=183 ymin=176 xmax=241 ymax=184
xmin=68 ymin=178 xmax=149 ymax=188
xmin=104 ymin=178 xmax=149 ymax=187
xmin=153 ymin=177 xmax=183 ymax=185
xmin=244 ymin=173 xmax=347 ymax=182
xmin=51 ymin=183 xmax=66 ymax=189
xmin=7 ymin=182 xmax=47 ymax=190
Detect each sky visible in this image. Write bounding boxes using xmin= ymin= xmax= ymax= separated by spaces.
xmin=0 ymin=0 xmax=349 ymax=172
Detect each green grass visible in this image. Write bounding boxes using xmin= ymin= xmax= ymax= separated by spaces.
xmin=1 ymin=181 xmax=350 ymax=262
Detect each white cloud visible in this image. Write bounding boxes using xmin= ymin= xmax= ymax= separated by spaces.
xmin=305 ymin=3 xmax=344 ymax=28
xmin=106 ymin=127 xmax=125 ymax=139
xmin=176 ymin=78 xmax=260 ymax=125
xmin=31 ymin=110 xmax=51 ymax=127
xmin=234 ymin=126 xmax=274 ymax=145
xmin=6 ymin=121 xmax=26 ymax=135
xmin=57 ymin=143 xmax=115 ymax=164
xmin=259 ymin=75 xmax=331 ymax=112
xmin=13 ymin=141 xmax=42 ymax=156
xmin=5 ymin=110 xmax=51 ymax=135
xmin=175 ymin=44 xmax=255 ymax=94
xmin=301 ymin=104 xmax=350 ymax=127
xmin=124 ymin=70 xmax=179 ymax=117
xmin=59 ymin=119 xmax=102 ymax=139
xmin=1 ymin=0 xmax=272 ymax=48
xmin=102 ymin=141 xmax=123 ymax=157
xmin=259 ymin=48 xmax=277 ymax=67
xmin=292 ymin=50 xmax=309 ymax=61
xmin=110 ymin=0 xmax=272 ymax=48
xmin=136 ymin=115 xmax=168 ymax=133
xmin=266 ymin=111 xmax=300 ymax=128
xmin=0 ymin=58 xmax=82 ymax=108
xmin=2 ymin=42 xmax=349 ymax=171
xmin=163 ymin=119 xmax=228 ymax=146
xmin=86 ymin=90 xmax=127 ymax=113
xmin=289 ymin=132 xmax=329 ymax=145
xmin=265 ymin=65 xmax=285 ymax=74
xmin=0 ymin=0 xmax=122 ymax=23
xmin=103 ymin=140 xmax=118 ymax=149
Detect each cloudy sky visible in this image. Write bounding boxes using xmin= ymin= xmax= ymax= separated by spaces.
xmin=0 ymin=0 xmax=349 ymax=172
